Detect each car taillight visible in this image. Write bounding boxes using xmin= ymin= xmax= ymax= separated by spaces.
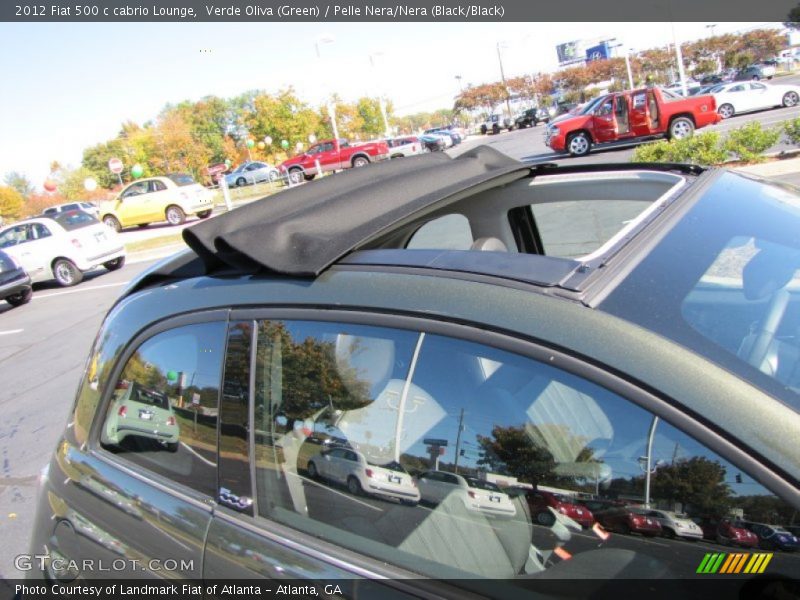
xmin=118 ymin=406 xmax=127 ymax=417
xmin=558 ymin=506 xmax=567 ymax=514
xmin=631 ymin=515 xmax=644 ymax=525
xmin=71 ymin=239 xmax=82 ymax=249
xmin=468 ymin=490 xmax=477 ymax=499
xmin=166 ymin=416 xmax=176 ymax=426
xmin=365 ymin=469 xmax=374 ymax=479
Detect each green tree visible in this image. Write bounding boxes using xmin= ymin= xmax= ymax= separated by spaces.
xmin=650 ymin=456 xmax=733 ymax=515
xmin=0 ymin=186 xmax=24 ymax=221
xmin=3 ymin=172 xmax=34 ymax=199
xmin=356 ymin=97 xmax=389 ymax=137
xmin=476 ymin=425 xmax=559 ymax=485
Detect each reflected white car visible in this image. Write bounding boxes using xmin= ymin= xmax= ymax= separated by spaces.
xmin=307 ymin=447 xmax=420 ymax=505
xmin=712 ymin=81 xmax=800 ymax=118
xmin=0 ymin=212 xmax=126 ymax=286
xmin=417 ymin=471 xmax=517 ymax=518
xmin=646 ymin=509 xmax=703 ymax=540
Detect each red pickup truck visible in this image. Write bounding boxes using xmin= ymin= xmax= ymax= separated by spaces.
xmin=278 ymin=138 xmax=390 ymax=183
xmin=545 ymin=87 xmax=720 ymax=157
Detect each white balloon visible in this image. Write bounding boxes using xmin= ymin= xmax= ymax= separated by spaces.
xmin=308 ymin=134 xmax=317 ymax=144
xmin=296 ymin=142 xmax=304 ymax=151
xmin=264 ymin=136 xmax=273 ymax=145
xmin=84 ymin=177 xmax=97 ymax=192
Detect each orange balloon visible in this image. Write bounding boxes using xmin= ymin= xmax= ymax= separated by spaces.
xmin=44 ymin=180 xmax=57 ymax=192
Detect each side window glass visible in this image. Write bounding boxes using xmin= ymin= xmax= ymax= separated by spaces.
xmin=406 ymin=214 xmax=474 ymax=250
xmin=32 ymin=224 xmax=51 ymax=239
xmin=99 ymin=322 xmax=226 ymax=496
xmin=150 ymin=180 xmax=167 ymax=192
xmin=250 ymin=320 xmax=797 ymax=583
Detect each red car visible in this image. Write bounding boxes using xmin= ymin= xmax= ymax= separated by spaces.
xmin=595 ymin=506 xmax=662 ymax=537
xmin=693 ymin=516 xmax=759 ymax=548
xmin=545 ymin=86 xmax=720 ymax=157
xmin=526 ymin=490 xmax=595 ymax=528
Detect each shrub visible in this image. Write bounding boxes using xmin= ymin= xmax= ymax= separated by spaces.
xmin=631 ymin=132 xmax=727 ymax=165
xmin=784 ymin=118 xmax=800 ymax=146
xmin=724 ymin=122 xmax=780 ymax=163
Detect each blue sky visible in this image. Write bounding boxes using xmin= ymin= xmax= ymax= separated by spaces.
xmin=0 ymin=21 xmax=778 ymax=188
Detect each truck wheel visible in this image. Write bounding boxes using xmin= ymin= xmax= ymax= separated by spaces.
xmin=480 ymin=125 xmax=488 ymax=135
xmin=492 ymin=124 xmax=500 ymax=135
xmin=566 ymin=132 xmax=591 ymax=157
xmin=669 ymin=117 xmax=695 ymax=140
xmin=352 ymin=156 xmax=370 ymax=168
xmin=783 ymin=91 xmax=799 ymax=107
xmin=718 ymin=104 xmax=735 ymax=119
xmin=288 ymin=169 xmax=304 ymax=184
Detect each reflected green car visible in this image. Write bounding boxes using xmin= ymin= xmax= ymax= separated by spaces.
xmin=102 ymin=382 xmax=180 ymax=451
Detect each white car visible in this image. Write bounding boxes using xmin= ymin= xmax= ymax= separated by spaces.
xmin=307 ymin=447 xmax=420 ymax=505
xmin=0 ymin=212 xmax=126 ymax=286
xmin=645 ymin=509 xmax=703 ymax=541
xmin=712 ymin=81 xmax=800 ymax=119
xmin=416 ymin=471 xmax=517 ymax=518
xmin=386 ymin=136 xmax=426 ymax=158
xmin=224 ymin=161 xmax=281 ymax=187
xmin=43 ymin=201 xmax=99 ymax=219
xmin=480 ymin=114 xmax=511 ymax=135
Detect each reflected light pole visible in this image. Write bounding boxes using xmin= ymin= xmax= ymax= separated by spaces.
xmin=315 ymin=36 xmax=340 ymax=143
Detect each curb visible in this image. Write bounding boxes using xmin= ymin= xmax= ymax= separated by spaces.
xmin=733 ymin=153 xmax=800 ymax=177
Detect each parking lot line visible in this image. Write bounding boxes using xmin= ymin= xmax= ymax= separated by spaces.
xmin=0 ymin=329 xmax=24 ymax=336
xmin=33 ymin=281 xmax=130 ymax=300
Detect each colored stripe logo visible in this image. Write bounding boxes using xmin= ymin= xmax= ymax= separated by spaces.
xmin=696 ymin=553 xmax=773 ymax=574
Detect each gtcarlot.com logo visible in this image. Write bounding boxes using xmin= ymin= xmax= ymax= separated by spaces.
xmin=696 ymin=552 xmax=773 ymax=574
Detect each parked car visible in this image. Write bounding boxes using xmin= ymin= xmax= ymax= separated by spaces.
xmin=739 ymin=522 xmax=800 ymax=551
xmin=307 ymin=447 xmax=420 ymax=505
xmin=418 ymin=133 xmax=448 ymax=152
xmin=0 ymin=212 xmax=125 ymax=286
xmin=386 ymin=136 xmax=425 ymax=158
xmin=545 ymin=86 xmax=720 ymax=156
xmin=514 ymin=107 xmax=550 ymax=128
xmin=691 ymin=516 xmax=759 ymax=547
xmin=99 ymin=174 xmax=214 ymax=232
xmin=101 ymin=381 xmax=180 ymax=452
xmin=524 ymin=490 xmax=594 ymax=528
xmin=42 ymin=201 xmax=99 ymax=218
xmin=0 ymin=249 xmax=32 ymax=307
xmin=427 ymin=128 xmax=462 ymax=146
xmin=480 ymin=113 xmax=512 ymax=134
xmin=645 ymin=509 xmax=703 ymax=540
xmin=278 ymin=138 xmax=390 ymax=184
xmin=28 ymin=149 xmax=800 ymax=589
xmin=224 ymin=161 xmax=280 ymax=187
xmin=417 ymin=471 xmax=516 ymax=518
xmin=699 ymin=73 xmax=725 ymax=85
xmin=712 ymin=81 xmax=800 ymax=119
xmin=595 ymin=506 xmax=663 ymax=537
xmin=735 ymin=64 xmax=776 ymax=81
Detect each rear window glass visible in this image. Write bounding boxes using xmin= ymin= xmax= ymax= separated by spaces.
xmin=0 ymin=252 xmax=17 ymax=272
xmin=53 ymin=211 xmax=98 ymax=230
xmin=131 ymin=384 xmax=170 ymax=409
xmin=167 ymin=173 xmax=196 ymax=186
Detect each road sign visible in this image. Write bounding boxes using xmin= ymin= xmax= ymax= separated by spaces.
xmin=423 ymin=438 xmax=448 ymax=446
xmin=108 ymin=157 xmax=123 ymax=174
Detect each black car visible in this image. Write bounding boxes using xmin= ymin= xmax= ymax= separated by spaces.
xmin=0 ymin=249 xmax=32 ymax=308
xmin=28 ymin=148 xmax=800 ymax=593
xmin=514 ymin=107 xmax=550 ymax=128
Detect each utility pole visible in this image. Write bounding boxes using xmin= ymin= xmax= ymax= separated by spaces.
xmin=453 ymin=408 xmax=465 ymax=473
xmin=496 ymin=42 xmax=512 ymax=118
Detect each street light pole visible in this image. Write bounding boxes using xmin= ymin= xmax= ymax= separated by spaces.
xmin=315 ymin=37 xmax=340 ymax=144
xmin=370 ymin=52 xmax=391 ymax=137
xmin=496 ymin=42 xmax=512 ymax=118
xmin=670 ymin=23 xmax=689 ymax=97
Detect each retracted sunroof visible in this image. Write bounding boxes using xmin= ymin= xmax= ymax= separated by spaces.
xmin=183 ymin=145 xmax=530 ymax=276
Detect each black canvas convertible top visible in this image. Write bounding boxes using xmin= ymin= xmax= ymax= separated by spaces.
xmin=183 ymin=146 xmax=529 ymax=276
